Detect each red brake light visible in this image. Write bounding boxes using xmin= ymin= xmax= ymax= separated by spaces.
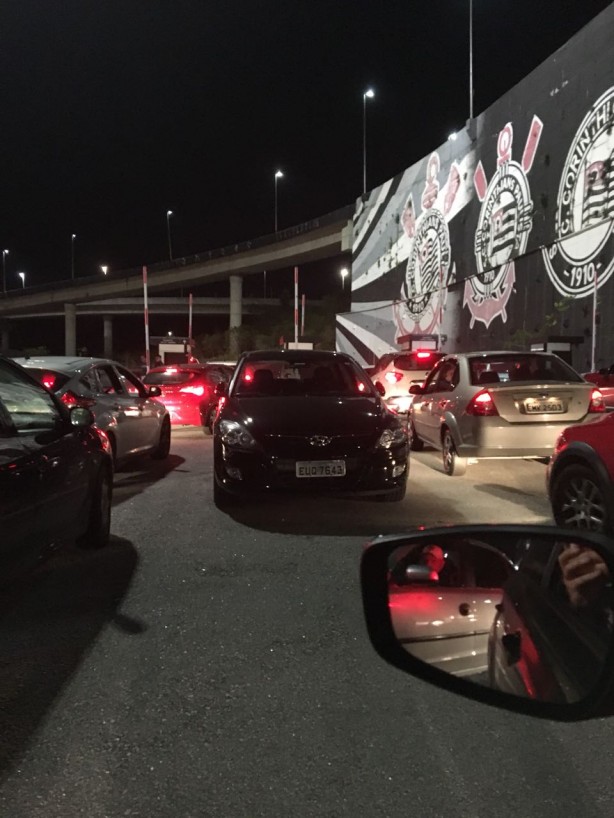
xmin=416 ymin=351 xmax=432 ymax=360
xmin=357 ymin=381 xmax=366 ymax=392
xmin=589 ymin=388 xmax=606 ymax=413
xmin=180 ymin=385 xmax=206 ymax=397
xmin=385 ymin=372 xmax=403 ymax=384
xmin=41 ymin=372 xmax=56 ymax=390
xmin=243 ymin=370 xmax=253 ymax=382
xmin=466 ymin=389 xmax=499 ymax=417
xmin=61 ymin=391 xmax=96 ymax=409
xmin=165 ymin=367 xmax=178 ymax=374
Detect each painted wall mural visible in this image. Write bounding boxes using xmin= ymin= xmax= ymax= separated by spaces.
xmin=336 ymin=5 xmax=614 ymax=374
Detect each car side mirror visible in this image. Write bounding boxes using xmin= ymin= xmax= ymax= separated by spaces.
xmin=215 ymin=381 xmax=228 ymax=398
xmin=374 ymin=381 xmax=386 ymax=397
xmin=362 ymin=525 xmax=614 ymax=720
xmin=147 ymin=386 xmax=162 ymax=397
xmin=70 ymin=407 xmax=94 ymax=427
xmin=409 ymin=384 xmax=424 ymax=395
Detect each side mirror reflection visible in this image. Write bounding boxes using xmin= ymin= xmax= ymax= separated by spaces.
xmin=362 ymin=526 xmax=614 ymax=714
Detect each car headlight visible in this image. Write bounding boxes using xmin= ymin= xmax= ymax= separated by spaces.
xmin=376 ymin=427 xmax=407 ymax=449
xmin=219 ymin=420 xmax=258 ymax=450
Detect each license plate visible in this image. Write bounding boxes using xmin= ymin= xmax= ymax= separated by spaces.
xmin=524 ymin=398 xmax=564 ymax=414
xmin=296 ymin=460 xmax=346 ymax=478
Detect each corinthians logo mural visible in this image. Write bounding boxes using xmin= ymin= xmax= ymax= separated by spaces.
xmin=394 ymin=152 xmax=461 ymax=336
xmin=466 ymin=116 xmax=543 ymax=328
xmin=543 ymin=86 xmax=614 ymax=298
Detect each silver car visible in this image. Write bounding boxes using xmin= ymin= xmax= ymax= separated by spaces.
xmin=409 ymin=351 xmax=605 ymax=476
xmin=13 ymin=356 xmax=171 ymax=465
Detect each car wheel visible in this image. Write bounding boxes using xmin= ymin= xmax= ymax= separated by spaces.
xmin=551 ymin=464 xmax=610 ymax=533
xmin=77 ymin=466 xmax=112 ymax=550
xmin=213 ymin=476 xmax=238 ymax=509
xmin=377 ymin=480 xmax=407 ymax=502
xmin=202 ymin=406 xmax=216 ymax=436
xmin=152 ymin=418 xmax=171 ymax=460
xmin=442 ymin=428 xmax=466 ymax=477
xmin=408 ymin=421 xmax=424 ymax=451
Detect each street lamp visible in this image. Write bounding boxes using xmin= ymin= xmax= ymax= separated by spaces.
xmin=17 ymin=272 xmax=25 ymax=289
xmin=362 ymin=88 xmax=375 ymax=196
xmin=274 ymin=171 xmax=283 ymax=232
xmin=166 ymin=210 xmax=174 ymax=261
xmin=2 ymin=249 xmax=8 ymax=294
xmin=71 ymin=233 xmax=76 ymax=279
xmin=101 ymin=265 xmax=108 ymax=275
xmin=448 ymin=132 xmax=458 ymax=142
xmin=340 ymin=267 xmax=349 ymax=291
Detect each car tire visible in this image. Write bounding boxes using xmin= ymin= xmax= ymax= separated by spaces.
xmin=377 ymin=480 xmax=407 ymax=502
xmin=202 ymin=406 xmax=216 ymax=436
xmin=408 ymin=421 xmax=424 ymax=451
xmin=551 ymin=463 xmax=611 ymax=533
xmin=77 ymin=466 xmax=112 ymax=550
xmin=213 ymin=476 xmax=238 ymax=509
xmin=152 ymin=418 xmax=171 ymax=460
xmin=442 ymin=428 xmax=467 ymax=477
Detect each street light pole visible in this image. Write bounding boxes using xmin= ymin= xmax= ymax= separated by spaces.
xmin=2 ymin=249 xmax=8 ymax=294
xmin=363 ymin=88 xmax=375 ymax=196
xmin=469 ymin=0 xmax=474 ymax=120
xmin=71 ymin=233 xmax=76 ymax=279
xmin=340 ymin=267 xmax=349 ymax=291
xmin=274 ymin=171 xmax=283 ymax=232
xmin=166 ymin=210 xmax=174 ymax=260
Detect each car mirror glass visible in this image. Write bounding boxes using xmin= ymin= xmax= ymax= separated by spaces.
xmin=70 ymin=407 xmax=94 ymax=427
xmin=363 ymin=526 xmax=614 ymax=715
xmin=409 ymin=384 xmax=423 ymax=395
xmin=374 ymin=381 xmax=386 ymax=396
xmin=148 ymin=385 xmax=162 ymax=397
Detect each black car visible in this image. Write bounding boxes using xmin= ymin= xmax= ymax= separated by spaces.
xmin=213 ymin=349 xmax=409 ymax=506
xmin=0 ymin=356 xmax=114 ymax=583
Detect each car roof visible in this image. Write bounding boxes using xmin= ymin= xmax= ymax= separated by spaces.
xmin=239 ymin=349 xmax=347 ymax=363
xmin=12 ymin=356 xmax=116 ymax=373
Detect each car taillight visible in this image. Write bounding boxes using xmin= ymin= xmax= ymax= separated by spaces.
xmin=466 ymin=390 xmax=499 ymax=417
xmin=41 ymin=372 xmax=57 ymax=390
xmin=589 ymin=388 xmax=606 ymax=413
xmin=385 ymin=372 xmax=403 ymax=384
xmin=61 ymin=391 xmax=96 ymax=409
xmin=180 ymin=385 xmax=206 ymax=397
xmin=415 ymin=351 xmax=432 ymax=360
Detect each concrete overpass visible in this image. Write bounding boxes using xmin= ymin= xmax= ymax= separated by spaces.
xmin=0 ymin=206 xmax=353 ymax=357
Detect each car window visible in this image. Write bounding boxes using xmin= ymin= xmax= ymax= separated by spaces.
xmin=422 ymin=360 xmax=445 ymax=394
xmin=79 ymin=369 xmax=99 ymax=393
xmin=234 ymin=359 xmax=374 ymax=397
xmin=392 ymin=352 xmax=444 ymax=371
xmin=116 ymin=366 xmax=147 ymax=397
xmin=469 ymin=354 xmax=583 ymax=385
xmin=433 ymin=360 xmax=459 ymax=391
xmin=95 ymin=365 xmax=122 ymax=395
xmin=0 ymin=365 xmax=63 ymax=433
xmin=17 ymin=367 xmax=71 ymax=393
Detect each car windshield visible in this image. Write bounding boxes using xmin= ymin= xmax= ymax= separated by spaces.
xmin=233 ymin=358 xmax=374 ymax=397
xmin=468 ymin=354 xmax=583 ymax=385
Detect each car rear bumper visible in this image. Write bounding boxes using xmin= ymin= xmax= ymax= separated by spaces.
xmin=456 ymin=419 xmax=594 ymax=459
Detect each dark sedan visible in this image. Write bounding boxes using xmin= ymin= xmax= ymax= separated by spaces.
xmin=0 ymin=356 xmax=114 ymax=584
xmin=213 ymin=349 xmax=409 ymax=506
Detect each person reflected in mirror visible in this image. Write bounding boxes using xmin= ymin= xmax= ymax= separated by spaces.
xmin=558 ymin=544 xmax=611 ymax=611
xmin=416 ymin=545 xmax=461 ymax=586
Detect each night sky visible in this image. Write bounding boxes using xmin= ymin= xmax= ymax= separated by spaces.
xmin=1 ymin=0 xmax=612 ymax=295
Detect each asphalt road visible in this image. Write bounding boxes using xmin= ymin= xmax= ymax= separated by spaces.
xmin=1 ymin=432 xmax=613 ymax=818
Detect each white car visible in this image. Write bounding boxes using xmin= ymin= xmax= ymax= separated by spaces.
xmin=370 ymin=349 xmax=444 ymax=414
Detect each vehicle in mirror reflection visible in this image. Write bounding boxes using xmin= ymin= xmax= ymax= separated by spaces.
xmin=361 ymin=526 xmax=614 ymax=717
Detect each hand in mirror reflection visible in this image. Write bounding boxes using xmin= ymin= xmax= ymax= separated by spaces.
xmin=558 ymin=544 xmax=611 ymax=609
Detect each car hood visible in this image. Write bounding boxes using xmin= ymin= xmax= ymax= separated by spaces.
xmin=224 ymin=395 xmax=389 ymax=437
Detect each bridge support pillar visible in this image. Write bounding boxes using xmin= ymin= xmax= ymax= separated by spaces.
xmin=64 ymin=303 xmax=77 ymax=356
xmin=103 ymin=315 xmax=113 ymax=358
xmin=229 ymin=275 xmax=243 ymax=359
xmin=0 ymin=321 xmax=9 ymax=354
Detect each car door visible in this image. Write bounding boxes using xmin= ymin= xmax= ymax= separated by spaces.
xmin=424 ymin=358 xmax=460 ymax=445
xmin=92 ymin=363 xmax=145 ymax=458
xmin=0 ymin=363 xmax=90 ymax=577
xmin=115 ymin=365 xmax=162 ymax=451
